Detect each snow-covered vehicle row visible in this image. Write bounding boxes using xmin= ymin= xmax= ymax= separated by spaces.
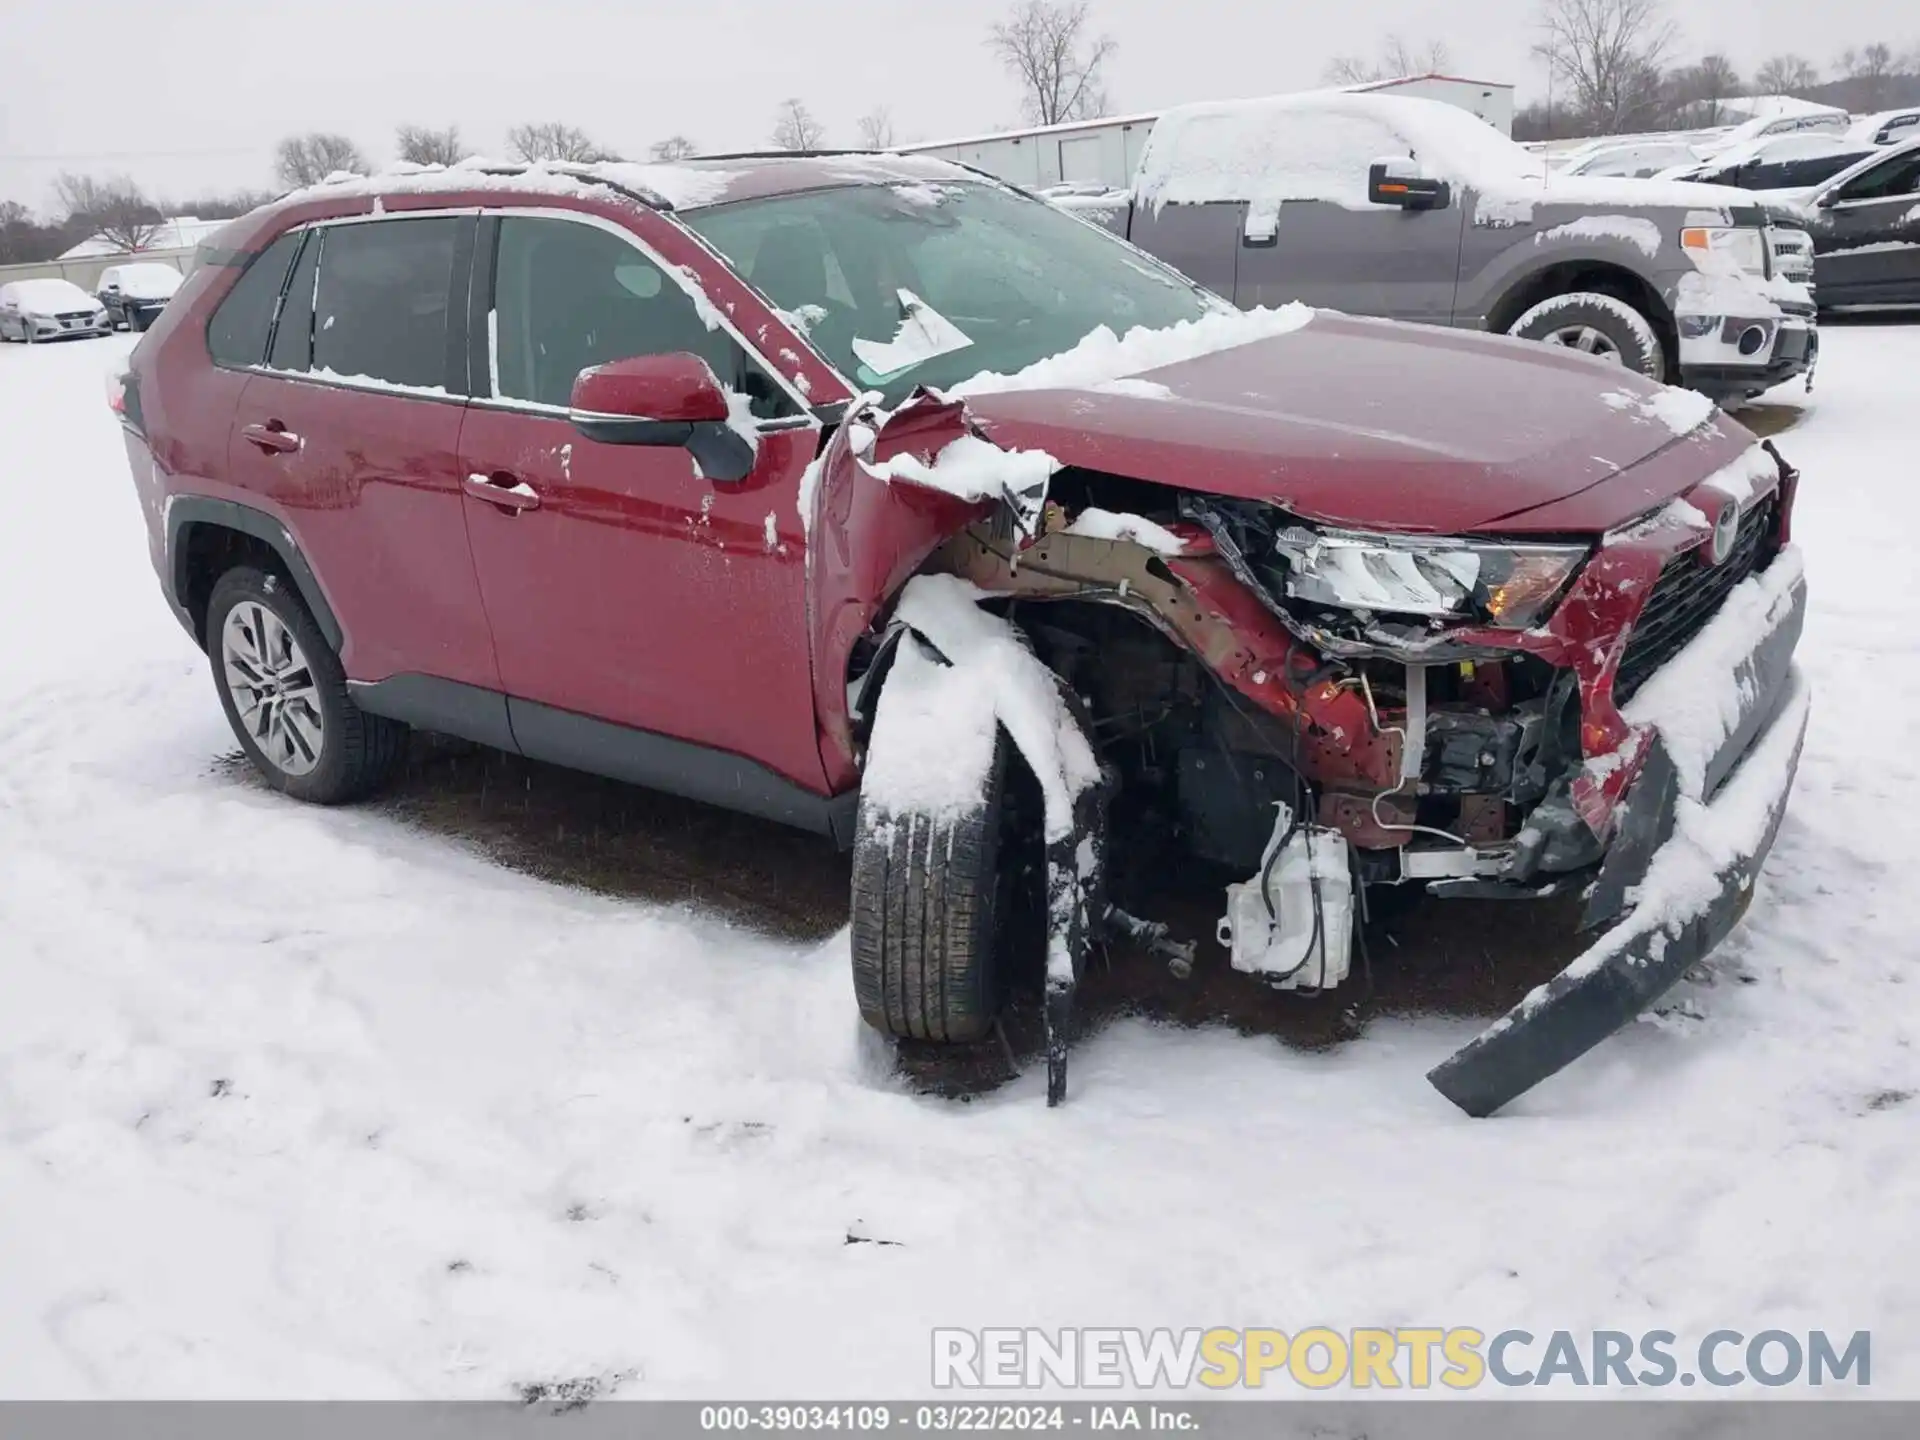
xmin=115 ymin=152 xmax=1809 ymax=1115
xmin=1072 ymin=92 xmax=1819 ymax=403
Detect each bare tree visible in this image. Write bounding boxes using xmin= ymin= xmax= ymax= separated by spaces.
xmin=0 ymin=199 xmax=82 ymax=265
xmin=1754 ymin=53 xmax=1822 ymax=95
xmin=1534 ymin=0 xmax=1677 ymax=133
xmin=395 ymin=124 xmax=469 ymax=166
xmin=986 ymin=1 xmax=1117 ymax=126
xmin=275 ymin=133 xmax=368 ymax=188
xmin=1670 ymin=52 xmax=1742 ymax=124
xmin=54 ymin=173 xmax=165 ymax=251
xmin=1836 ymin=42 xmax=1898 ymax=108
xmin=648 ymin=135 xmax=698 ymax=161
xmin=507 ymin=122 xmax=620 ymax=164
xmin=857 ymin=107 xmax=897 ymax=149
xmin=1325 ymin=35 xmax=1452 ymax=85
xmin=771 ymin=99 xmax=826 ymax=150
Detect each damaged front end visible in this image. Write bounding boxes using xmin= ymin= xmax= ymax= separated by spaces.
xmin=826 ymin=391 xmax=1809 ymax=1115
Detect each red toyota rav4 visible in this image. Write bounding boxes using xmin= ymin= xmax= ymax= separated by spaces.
xmin=117 ymin=154 xmax=1809 ymax=1114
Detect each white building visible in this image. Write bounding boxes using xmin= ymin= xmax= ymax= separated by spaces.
xmin=897 ymin=74 xmax=1516 ymax=192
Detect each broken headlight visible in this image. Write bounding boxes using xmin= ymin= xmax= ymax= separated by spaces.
xmin=1271 ymin=527 xmax=1587 ymax=630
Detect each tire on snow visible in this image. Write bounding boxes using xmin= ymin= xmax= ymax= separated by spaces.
xmin=1507 ymin=291 xmax=1665 ymax=380
xmin=850 ymin=728 xmax=1016 ymax=1045
xmin=207 ymin=566 xmax=408 ymax=805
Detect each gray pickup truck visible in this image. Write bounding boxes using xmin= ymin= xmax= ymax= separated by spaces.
xmin=1068 ymin=92 xmax=1817 ymax=402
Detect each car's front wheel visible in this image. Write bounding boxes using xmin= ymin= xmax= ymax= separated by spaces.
xmin=207 ymin=567 xmax=407 ymax=804
xmin=851 ymin=726 xmax=1025 ymax=1045
xmin=1508 ymin=292 xmax=1665 ymax=380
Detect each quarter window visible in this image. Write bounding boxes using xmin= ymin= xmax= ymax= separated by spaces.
xmin=206 ymin=232 xmax=302 ymax=367
xmin=489 ymin=216 xmax=795 ymax=416
xmin=268 ymin=231 xmax=319 ymax=373
xmin=311 ymin=217 xmax=461 ymax=391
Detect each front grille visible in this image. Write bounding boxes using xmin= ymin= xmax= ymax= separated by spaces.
xmin=1614 ymin=496 xmax=1779 ymax=702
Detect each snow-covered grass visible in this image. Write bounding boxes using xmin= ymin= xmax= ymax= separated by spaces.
xmin=3 ymin=326 xmax=1919 ymax=1399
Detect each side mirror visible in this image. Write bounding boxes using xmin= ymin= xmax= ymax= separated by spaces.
xmin=1368 ymin=157 xmax=1450 ymax=211
xmin=569 ymin=353 xmax=756 ymax=483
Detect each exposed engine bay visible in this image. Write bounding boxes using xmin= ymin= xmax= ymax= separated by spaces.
xmin=847 ymin=420 xmax=1807 ymax=1117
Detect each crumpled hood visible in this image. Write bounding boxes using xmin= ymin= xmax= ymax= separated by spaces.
xmin=964 ymin=313 xmax=1756 ymax=535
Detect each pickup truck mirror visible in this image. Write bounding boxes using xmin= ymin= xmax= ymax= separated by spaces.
xmin=1368 ymin=158 xmax=1450 ymax=211
xmin=568 ymin=353 xmax=756 ymax=483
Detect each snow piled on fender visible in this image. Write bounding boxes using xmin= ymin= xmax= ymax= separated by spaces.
xmin=861 ymin=575 xmax=1100 ymax=846
xmin=1061 ymin=507 xmax=1187 ymax=554
xmin=949 ymin=303 xmax=1312 ymax=398
xmin=860 ymin=433 xmax=1057 ymax=509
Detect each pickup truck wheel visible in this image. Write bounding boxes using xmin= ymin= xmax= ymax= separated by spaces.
xmin=207 ymin=566 xmax=407 ymax=805
xmin=1508 ymin=292 xmax=1664 ymax=379
xmin=850 ymin=728 xmax=1018 ymax=1045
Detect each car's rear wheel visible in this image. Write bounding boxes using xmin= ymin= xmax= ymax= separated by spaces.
xmin=851 ymin=727 xmax=1028 ymax=1045
xmin=1508 ymin=292 xmax=1664 ymax=380
xmin=207 ymin=566 xmax=407 ymax=805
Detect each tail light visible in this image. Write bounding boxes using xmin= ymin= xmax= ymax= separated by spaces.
xmin=106 ymin=368 xmax=144 ymax=435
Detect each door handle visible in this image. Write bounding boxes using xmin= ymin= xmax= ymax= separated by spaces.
xmin=242 ymin=421 xmax=302 ymax=454
xmin=463 ymin=472 xmax=540 ymax=513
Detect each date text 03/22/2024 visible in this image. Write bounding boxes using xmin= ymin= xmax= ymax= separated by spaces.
xmin=698 ymin=1405 xmax=1189 ymax=1431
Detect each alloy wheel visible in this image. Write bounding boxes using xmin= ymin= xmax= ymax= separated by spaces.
xmin=1539 ymin=324 xmax=1623 ymax=363
xmin=221 ymin=602 xmax=325 ymax=776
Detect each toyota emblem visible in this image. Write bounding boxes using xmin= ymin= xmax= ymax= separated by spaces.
xmin=1706 ymin=502 xmax=1740 ymax=566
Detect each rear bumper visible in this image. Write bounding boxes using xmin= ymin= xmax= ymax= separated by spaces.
xmin=1429 ymin=566 xmax=1809 ymax=1116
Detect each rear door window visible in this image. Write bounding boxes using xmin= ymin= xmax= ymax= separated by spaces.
xmin=206 ymin=232 xmax=302 ymax=367
xmin=1836 ymin=152 xmax=1920 ymax=203
xmin=487 ymin=215 xmax=795 ymax=417
xmin=311 ymin=217 xmax=464 ymax=392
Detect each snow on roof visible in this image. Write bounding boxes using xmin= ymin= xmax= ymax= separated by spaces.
xmin=104 ymin=262 xmax=183 ymax=298
xmin=279 ymin=152 xmax=978 ymax=214
xmin=0 ymin=277 xmax=98 ymax=308
xmin=58 ymin=216 xmax=227 ymax=259
xmin=1847 ymin=108 xmax=1920 ymax=144
xmin=1716 ymin=95 xmax=1848 ymax=122
xmin=1345 ymin=72 xmax=1514 ymax=93
xmin=1138 ymin=90 xmax=1760 ymax=214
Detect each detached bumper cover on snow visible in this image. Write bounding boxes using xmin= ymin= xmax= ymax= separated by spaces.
xmin=1429 ymin=559 xmax=1809 ymax=1117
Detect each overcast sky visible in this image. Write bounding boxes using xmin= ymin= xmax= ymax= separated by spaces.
xmin=1 ymin=0 xmax=1912 ymax=211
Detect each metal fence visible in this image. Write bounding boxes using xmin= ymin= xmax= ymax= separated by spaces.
xmin=0 ymin=246 xmax=202 ymax=292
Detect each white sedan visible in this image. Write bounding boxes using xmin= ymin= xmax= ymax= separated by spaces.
xmin=0 ymin=278 xmax=113 ymax=343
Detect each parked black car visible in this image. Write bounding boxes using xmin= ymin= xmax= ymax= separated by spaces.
xmin=1802 ymin=138 xmax=1920 ymax=311
xmin=1659 ymin=133 xmax=1878 ymax=193
xmin=96 ymin=262 xmax=184 ymax=332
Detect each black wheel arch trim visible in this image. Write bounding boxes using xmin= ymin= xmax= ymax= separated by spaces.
xmin=1485 ymin=255 xmax=1676 ymax=336
xmin=347 ymin=672 xmax=861 ymax=847
xmin=166 ymin=495 xmax=344 ymax=654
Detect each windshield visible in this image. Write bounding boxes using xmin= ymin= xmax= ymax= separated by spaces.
xmin=7 ymin=279 xmax=94 ymax=311
xmin=684 ymin=181 xmax=1215 ymax=403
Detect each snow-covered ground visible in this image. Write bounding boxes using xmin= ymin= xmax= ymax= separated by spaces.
xmin=2 ymin=327 xmax=1917 ymax=1399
